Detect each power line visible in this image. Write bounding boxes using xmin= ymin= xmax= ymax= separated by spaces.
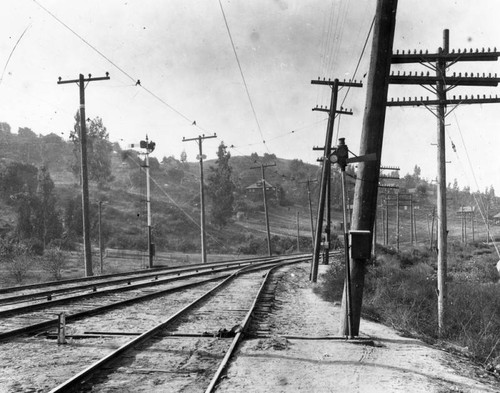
xmin=0 ymin=24 xmax=31 ymax=88
xmin=217 ymin=0 xmax=269 ymax=152
xmin=31 ymin=0 xmax=201 ymax=130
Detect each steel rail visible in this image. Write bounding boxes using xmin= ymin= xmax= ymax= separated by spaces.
xmin=0 ymin=256 xmax=308 ymax=341
xmin=0 ymin=254 xmax=279 ymax=295
xmin=0 ymin=255 xmax=308 ymax=316
xmin=204 ymin=258 xmax=306 ymax=392
xmin=46 ymin=257 xmax=308 ymax=393
xmin=0 ymin=257 xmax=270 ymax=307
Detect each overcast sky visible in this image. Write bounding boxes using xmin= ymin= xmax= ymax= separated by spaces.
xmin=1 ymin=0 xmax=499 ymax=194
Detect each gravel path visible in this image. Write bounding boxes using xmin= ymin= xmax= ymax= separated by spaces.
xmin=216 ymin=264 xmax=500 ymax=393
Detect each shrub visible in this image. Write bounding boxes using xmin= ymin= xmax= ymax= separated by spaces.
xmin=41 ymin=247 xmax=67 ymax=280
xmin=8 ymin=253 xmax=33 ymax=284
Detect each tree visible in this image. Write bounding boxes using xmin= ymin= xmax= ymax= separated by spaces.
xmin=70 ymin=113 xmax=114 ymax=187
xmin=207 ymin=142 xmax=236 ymax=227
xmin=33 ymin=166 xmax=62 ymax=247
xmin=180 ymin=150 xmax=187 ymax=163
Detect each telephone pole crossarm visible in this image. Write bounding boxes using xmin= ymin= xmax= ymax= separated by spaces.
xmin=388 ymin=74 xmax=500 ymax=87
xmin=387 ymin=95 xmax=500 ymax=107
xmin=391 ymin=49 xmax=500 ymax=64
xmin=311 ymin=79 xmax=363 ymax=88
xmin=57 ymin=73 xmax=110 ymax=85
xmin=313 ymin=106 xmax=354 ymax=115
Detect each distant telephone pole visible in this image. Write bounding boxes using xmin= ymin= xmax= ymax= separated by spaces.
xmin=182 ymin=133 xmax=217 ymax=263
xmin=299 ymin=178 xmax=318 ymax=248
xmin=58 ymin=73 xmax=110 ymax=277
xmin=250 ymin=162 xmax=276 ymax=256
xmin=388 ymin=29 xmax=500 ymax=336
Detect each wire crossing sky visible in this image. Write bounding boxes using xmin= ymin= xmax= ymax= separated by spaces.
xmin=1 ymin=0 xmax=500 ymax=193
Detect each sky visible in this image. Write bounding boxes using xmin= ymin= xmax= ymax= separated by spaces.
xmin=0 ymin=0 xmax=499 ymax=194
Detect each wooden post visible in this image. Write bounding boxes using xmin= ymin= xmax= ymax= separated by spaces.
xmin=396 ymin=192 xmax=400 ymax=251
xmin=410 ymin=194 xmax=414 ymax=246
xmin=339 ymin=0 xmax=398 ymax=336
xmin=436 ymin=29 xmax=449 ymax=336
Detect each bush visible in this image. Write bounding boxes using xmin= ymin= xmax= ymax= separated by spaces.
xmin=317 ymin=244 xmax=500 ymax=366
xmin=41 ymin=247 xmax=67 ymax=280
xmin=8 ymin=253 xmax=33 ymax=284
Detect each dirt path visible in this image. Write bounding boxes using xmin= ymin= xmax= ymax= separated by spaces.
xmin=216 ymin=264 xmax=500 ymax=393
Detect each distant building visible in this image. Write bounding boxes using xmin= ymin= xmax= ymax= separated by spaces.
xmin=456 ymin=206 xmax=475 ymax=216
xmin=245 ymin=180 xmax=278 ymax=201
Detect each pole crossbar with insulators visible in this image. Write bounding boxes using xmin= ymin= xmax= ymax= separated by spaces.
xmin=182 ymin=133 xmax=217 ymax=263
xmin=58 ymin=73 xmax=110 ymax=277
xmin=388 ymin=29 xmax=500 ymax=336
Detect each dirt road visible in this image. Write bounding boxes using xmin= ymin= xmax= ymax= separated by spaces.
xmin=216 ymin=264 xmax=500 ymax=392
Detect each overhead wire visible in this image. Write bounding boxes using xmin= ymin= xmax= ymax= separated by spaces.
xmin=217 ymin=0 xmax=269 ymax=152
xmin=0 ymin=23 xmax=31 ymax=88
xmin=31 ymin=0 xmax=205 ymax=131
xmin=451 ymin=113 xmax=500 ymax=257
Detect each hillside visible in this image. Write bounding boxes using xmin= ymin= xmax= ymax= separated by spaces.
xmin=0 ymin=121 xmax=499 ymax=260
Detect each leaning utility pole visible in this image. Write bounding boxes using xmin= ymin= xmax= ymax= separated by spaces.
xmin=250 ymin=162 xmax=276 ymax=256
xmin=182 ymin=133 xmax=217 ymax=263
xmin=388 ymin=30 xmax=500 ymax=336
xmin=58 ymin=73 xmax=110 ymax=277
xmin=310 ymin=78 xmax=362 ymax=282
xmin=340 ymin=0 xmax=398 ymax=337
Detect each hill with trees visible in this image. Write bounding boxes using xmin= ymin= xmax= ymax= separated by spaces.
xmin=0 ymin=119 xmax=499 ymax=283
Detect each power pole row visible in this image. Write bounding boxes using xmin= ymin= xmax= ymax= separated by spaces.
xmin=309 ymin=78 xmax=362 ymax=282
xmin=387 ymin=29 xmax=500 ymax=336
xmin=381 ymin=192 xmax=417 ymax=250
xmin=58 ymin=73 xmax=110 ymax=277
xmin=182 ymin=134 xmax=217 ymax=263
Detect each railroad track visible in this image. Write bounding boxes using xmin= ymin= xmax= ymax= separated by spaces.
xmin=0 ymin=255 xmax=309 ymax=341
xmin=11 ymin=255 xmax=309 ymax=392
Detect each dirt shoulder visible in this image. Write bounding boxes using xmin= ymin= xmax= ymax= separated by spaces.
xmin=216 ymin=263 xmax=500 ymax=393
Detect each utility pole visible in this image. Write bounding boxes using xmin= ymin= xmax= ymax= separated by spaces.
xmin=300 ymin=178 xmax=318 ymax=248
xmin=58 ymin=72 xmax=110 ymax=277
xmin=310 ymin=78 xmax=362 ymax=282
xmin=182 ymin=133 xmax=217 ymax=263
xmin=250 ymin=162 xmax=276 ymax=256
xmin=340 ymin=0 xmax=398 ymax=337
xmin=98 ymin=200 xmax=104 ymax=274
xmin=296 ymin=211 xmax=300 ymax=252
xmin=388 ymin=30 xmax=500 ymax=336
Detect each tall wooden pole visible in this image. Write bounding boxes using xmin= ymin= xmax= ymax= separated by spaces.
xmin=306 ymin=180 xmax=316 ymax=248
xmin=436 ymin=29 xmax=449 ymax=335
xmin=58 ymin=73 xmax=110 ymax=277
xmin=261 ymin=164 xmax=273 ymax=256
xmin=182 ymin=134 xmax=217 ymax=263
xmin=311 ymin=79 xmax=339 ymax=281
xmin=396 ymin=192 xmax=400 ymax=251
xmin=340 ymin=0 xmax=398 ymax=336
xmin=296 ymin=211 xmax=300 ymax=252
xmin=78 ymin=74 xmax=93 ymax=277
